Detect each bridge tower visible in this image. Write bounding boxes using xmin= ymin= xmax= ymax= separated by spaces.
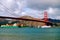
xmin=44 ymin=11 xmax=48 ymax=22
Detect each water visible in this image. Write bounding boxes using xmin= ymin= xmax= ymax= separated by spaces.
xmin=0 ymin=27 xmax=60 ymax=40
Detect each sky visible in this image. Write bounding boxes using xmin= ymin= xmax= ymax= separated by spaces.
xmin=0 ymin=0 xmax=60 ymax=19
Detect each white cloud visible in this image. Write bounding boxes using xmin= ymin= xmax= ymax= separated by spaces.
xmin=0 ymin=0 xmax=27 ymax=17
xmin=0 ymin=0 xmax=60 ymax=19
xmin=21 ymin=12 xmax=27 ymax=16
xmin=44 ymin=7 xmax=60 ymax=19
xmin=21 ymin=8 xmax=44 ymax=18
xmin=56 ymin=16 xmax=60 ymax=19
xmin=14 ymin=9 xmax=20 ymax=14
xmin=17 ymin=0 xmax=27 ymax=9
xmin=46 ymin=7 xmax=60 ymax=14
xmin=47 ymin=7 xmax=54 ymax=14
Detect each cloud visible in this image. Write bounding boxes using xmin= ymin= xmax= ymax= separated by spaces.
xmin=56 ymin=16 xmax=60 ymax=19
xmin=21 ymin=8 xmax=44 ymax=18
xmin=0 ymin=0 xmax=17 ymax=17
xmin=22 ymin=7 xmax=60 ymax=19
xmin=0 ymin=0 xmax=60 ymax=19
xmin=27 ymin=0 xmax=60 ymax=10
xmin=45 ymin=7 xmax=60 ymax=19
xmin=0 ymin=0 xmax=27 ymax=17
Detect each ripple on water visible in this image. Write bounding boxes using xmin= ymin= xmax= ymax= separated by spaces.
xmin=0 ymin=28 xmax=60 ymax=40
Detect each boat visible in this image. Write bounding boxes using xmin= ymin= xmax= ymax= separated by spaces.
xmin=41 ymin=25 xmax=51 ymax=28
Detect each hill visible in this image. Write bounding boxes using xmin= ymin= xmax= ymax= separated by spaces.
xmin=48 ymin=18 xmax=60 ymax=23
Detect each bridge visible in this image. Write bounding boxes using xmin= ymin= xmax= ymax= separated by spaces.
xmin=0 ymin=2 xmax=53 ymax=26
xmin=0 ymin=16 xmax=50 ymax=23
xmin=0 ymin=1 xmax=50 ymax=23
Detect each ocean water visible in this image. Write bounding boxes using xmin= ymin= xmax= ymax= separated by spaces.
xmin=0 ymin=27 xmax=60 ymax=40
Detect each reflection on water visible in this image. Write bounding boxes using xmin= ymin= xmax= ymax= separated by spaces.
xmin=0 ymin=28 xmax=60 ymax=40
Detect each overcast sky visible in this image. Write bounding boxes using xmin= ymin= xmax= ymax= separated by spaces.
xmin=0 ymin=0 xmax=60 ymax=19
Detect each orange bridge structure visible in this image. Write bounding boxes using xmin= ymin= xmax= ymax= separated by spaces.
xmin=0 ymin=16 xmax=53 ymax=26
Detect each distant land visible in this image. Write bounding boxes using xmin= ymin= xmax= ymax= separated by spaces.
xmin=48 ymin=18 xmax=60 ymax=23
xmin=0 ymin=16 xmax=60 ymax=25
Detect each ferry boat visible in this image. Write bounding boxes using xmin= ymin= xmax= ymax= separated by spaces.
xmin=41 ymin=26 xmax=51 ymax=28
